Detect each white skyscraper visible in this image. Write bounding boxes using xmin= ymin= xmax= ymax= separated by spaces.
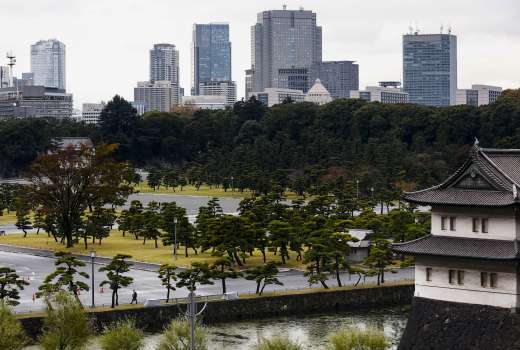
xmin=31 ymin=39 xmax=66 ymax=90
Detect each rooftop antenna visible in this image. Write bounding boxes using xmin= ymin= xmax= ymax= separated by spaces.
xmin=448 ymin=25 xmax=452 ymax=34
xmin=408 ymin=25 xmax=414 ymax=35
xmin=283 ymin=4 xmax=287 ymax=10
xmin=440 ymin=24 xmax=444 ymax=34
xmin=6 ymin=52 xmax=16 ymax=88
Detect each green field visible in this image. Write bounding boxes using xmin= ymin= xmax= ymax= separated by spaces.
xmin=0 ymin=231 xmax=306 ymax=269
xmin=134 ymin=183 xmax=250 ymax=198
xmin=0 ymin=210 xmax=16 ymax=225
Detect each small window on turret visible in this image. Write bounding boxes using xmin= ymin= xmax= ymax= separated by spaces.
xmin=457 ymin=270 xmax=465 ymax=285
xmin=449 ymin=269 xmax=456 ymax=284
xmin=481 ymin=272 xmax=488 ymax=287
xmin=482 ymin=219 xmax=489 ymax=233
xmin=426 ymin=268 xmax=432 ymax=282
xmin=450 ymin=217 xmax=457 ymax=231
xmin=490 ymin=273 xmax=498 ymax=288
xmin=472 ymin=218 xmax=480 ymax=233
xmin=441 ymin=217 xmax=447 ymax=230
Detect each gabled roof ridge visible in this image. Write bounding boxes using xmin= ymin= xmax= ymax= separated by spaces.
xmin=480 ymin=148 xmax=520 ymax=153
xmin=479 ymin=148 xmax=520 ymax=187
xmin=391 ymin=235 xmax=431 ymax=246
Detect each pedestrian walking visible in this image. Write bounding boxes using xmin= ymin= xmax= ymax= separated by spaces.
xmin=131 ymin=289 xmax=138 ymax=304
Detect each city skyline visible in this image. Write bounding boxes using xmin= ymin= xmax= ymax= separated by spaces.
xmin=1 ymin=0 xmax=519 ymax=107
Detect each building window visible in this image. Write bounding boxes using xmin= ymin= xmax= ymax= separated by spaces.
xmin=472 ymin=218 xmax=480 ymax=233
xmin=450 ymin=217 xmax=457 ymax=231
xmin=426 ymin=267 xmax=432 ymax=282
xmin=482 ymin=218 xmax=489 ymax=233
xmin=457 ymin=270 xmax=465 ymax=285
xmin=449 ymin=269 xmax=456 ymax=284
xmin=490 ymin=273 xmax=498 ymax=288
xmin=441 ymin=216 xmax=447 ymax=230
xmin=481 ymin=272 xmax=488 ymax=287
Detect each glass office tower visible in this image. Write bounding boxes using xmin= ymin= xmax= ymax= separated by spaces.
xmin=31 ymin=39 xmax=66 ymax=90
xmin=192 ymin=23 xmax=232 ymax=95
xmin=250 ymin=7 xmax=322 ymax=92
xmin=403 ymin=33 xmax=457 ymax=107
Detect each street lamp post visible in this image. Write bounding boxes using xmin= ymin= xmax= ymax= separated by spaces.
xmin=173 ymin=218 xmax=178 ymax=260
xmin=230 ymin=176 xmax=234 ymax=192
xmin=90 ymin=251 xmax=96 ymax=308
xmin=356 ymin=180 xmax=359 ymax=198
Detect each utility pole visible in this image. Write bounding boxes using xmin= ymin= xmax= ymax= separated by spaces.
xmin=90 ymin=251 xmax=96 ymax=308
xmin=181 ymin=290 xmax=207 ymax=350
xmin=173 ymin=217 xmax=177 ymax=260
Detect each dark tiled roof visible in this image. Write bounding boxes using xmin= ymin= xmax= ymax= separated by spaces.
xmin=392 ymin=235 xmax=519 ymax=260
xmin=403 ymin=146 xmax=520 ymax=207
xmin=404 ymin=189 xmax=516 ymax=207
xmin=483 ymin=149 xmax=520 ymax=186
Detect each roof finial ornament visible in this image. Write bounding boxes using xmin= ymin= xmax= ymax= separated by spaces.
xmin=474 ymin=137 xmax=480 ymax=148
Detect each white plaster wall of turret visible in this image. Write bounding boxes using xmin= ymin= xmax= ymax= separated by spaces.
xmin=431 ymin=206 xmax=517 ymax=240
xmin=415 ymin=256 xmax=518 ymax=309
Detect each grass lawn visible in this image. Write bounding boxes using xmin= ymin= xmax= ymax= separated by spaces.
xmin=134 ymin=183 xmax=303 ymax=200
xmin=134 ymin=183 xmax=250 ymax=199
xmin=0 ymin=210 xmax=16 ymax=225
xmin=0 ymin=230 xmax=306 ymax=269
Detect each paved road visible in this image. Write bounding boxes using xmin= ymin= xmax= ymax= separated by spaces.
xmin=0 ymin=193 xmax=241 ymax=234
xmin=0 ymin=250 xmax=413 ymax=314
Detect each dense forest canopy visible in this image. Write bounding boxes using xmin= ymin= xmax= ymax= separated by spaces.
xmin=1 ymin=90 xmax=520 ymax=196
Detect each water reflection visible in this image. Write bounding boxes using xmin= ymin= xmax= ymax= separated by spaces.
xmin=146 ymin=307 xmax=408 ymax=350
xmin=25 ymin=307 xmax=408 ymax=350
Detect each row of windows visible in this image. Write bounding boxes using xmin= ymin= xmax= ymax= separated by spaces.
xmin=440 ymin=216 xmax=489 ymax=233
xmin=425 ymin=268 xmax=498 ymax=288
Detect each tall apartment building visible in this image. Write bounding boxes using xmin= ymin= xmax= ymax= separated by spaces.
xmin=0 ymin=85 xmax=72 ymax=119
xmin=403 ymin=33 xmax=457 ymax=107
xmin=150 ymin=44 xmax=179 ymax=85
xmin=456 ymin=84 xmax=502 ymax=106
xmin=134 ymin=81 xmax=179 ymax=113
xmin=81 ymin=102 xmax=106 ymax=124
xmin=192 ymin=23 xmax=232 ymax=96
xmin=199 ymin=81 xmax=236 ymax=106
xmin=31 ymin=39 xmax=66 ymax=90
xmin=350 ymin=81 xmax=409 ymax=104
xmin=250 ymin=7 xmax=322 ymax=93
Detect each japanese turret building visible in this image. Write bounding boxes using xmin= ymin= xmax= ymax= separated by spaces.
xmin=395 ymin=142 xmax=520 ymax=349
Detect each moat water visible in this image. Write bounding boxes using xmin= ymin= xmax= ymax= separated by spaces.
xmin=25 ymin=307 xmax=409 ymax=349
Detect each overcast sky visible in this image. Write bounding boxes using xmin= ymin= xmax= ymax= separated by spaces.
xmin=1 ymin=0 xmax=519 ymax=108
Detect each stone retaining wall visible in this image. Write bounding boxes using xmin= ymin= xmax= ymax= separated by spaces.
xmin=20 ymin=283 xmax=414 ymax=339
xmin=398 ymin=297 xmax=520 ymax=350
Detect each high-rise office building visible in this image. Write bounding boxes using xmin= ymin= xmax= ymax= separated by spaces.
xmin=456 ymin=84 xmax=502 ymax=106
xmin=192 ymin=23 xmax=232 ymax=96
xmin=403 ymin=33 xmax=457 ymax=107
xmin=31 ymin=39 xmax=66 ymax=90
xmin=276 ymin=61 xmax=359 ymax=99
xmin=134 ymin=81 xmax=179 ymax=113
xmin=150 ymin=44 xmax=179 ymax=85
xmin=309 ymin=61 xmax=359 ymax=99
xmin=250 ymin=7 xmax=322 ymax=92
xmin=199 ymin=81 xmax=236 ymax=106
